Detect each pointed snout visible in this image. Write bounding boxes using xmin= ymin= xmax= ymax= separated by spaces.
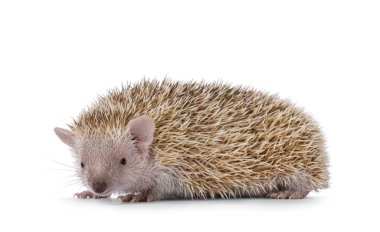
xmin=92 ymin=181 xmax=107 ymax=194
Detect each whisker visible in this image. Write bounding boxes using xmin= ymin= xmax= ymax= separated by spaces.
xmin=64 ymin=181 xmax=82 ymax=188
xmin=43 ymin=157 xmax=76 ymax=169
xmin=46 ymin=169 xmax=75 ymax=172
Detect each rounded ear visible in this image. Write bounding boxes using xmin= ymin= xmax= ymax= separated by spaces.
xmin=54 ymin=127 xmax=76 ymax=148
xmin=126 ymin=115 xmax=155 ymax=145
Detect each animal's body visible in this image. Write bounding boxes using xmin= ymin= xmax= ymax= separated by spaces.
xmin=54 ymin=79 xmax=329 ymax=201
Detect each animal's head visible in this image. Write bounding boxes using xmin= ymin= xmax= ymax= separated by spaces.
xmin=54 ymin=115 xmax=156 ymax=196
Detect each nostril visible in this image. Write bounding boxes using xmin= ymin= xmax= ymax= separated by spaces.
xmin=92 ymin=182 xmax=107 ymax=193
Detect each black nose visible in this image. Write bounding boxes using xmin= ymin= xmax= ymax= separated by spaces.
xmin=92 ymin=181 xmax=107 ymax=193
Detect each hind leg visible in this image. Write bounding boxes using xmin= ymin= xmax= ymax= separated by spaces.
xmin=267 ymin=190 xmax=309 ymax=199
xmin=267 ymin=172 xmax=312 ymax=199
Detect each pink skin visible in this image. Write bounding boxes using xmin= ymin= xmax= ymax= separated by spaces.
xmin=55 ymin=115 xmax=174 ymax=202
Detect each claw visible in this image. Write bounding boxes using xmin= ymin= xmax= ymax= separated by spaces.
xmin=118 ymin=195 xmax=134 ymax=202
xmin=74 ymin=191 xmax=110 ymax=199
xmin=74 ymin=191 xmax=94 ymax=199
xmin=118 ymin=193 xmax=156 ymax=203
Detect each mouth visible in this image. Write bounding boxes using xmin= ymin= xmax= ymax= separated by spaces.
xmin=92 ymin=191 xmax=112 ymax=197
xmin=88 ymin=187 xmax=112 ymax=197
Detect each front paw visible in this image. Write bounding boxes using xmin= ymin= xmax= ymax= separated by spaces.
xmin=118 ymin=194 xmax=156 ymax=202
xmin=74 ymin=191 xmax=109 ymax=199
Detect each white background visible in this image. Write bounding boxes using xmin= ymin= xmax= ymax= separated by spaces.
xmin=0 ymin=0 xmax=379 ymax=231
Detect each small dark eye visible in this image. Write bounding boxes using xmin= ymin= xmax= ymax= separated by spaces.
xmin=120 ymin=158 xmax=126 ymax=165
xmin=80 ymin=162 xmax=84 ymax=168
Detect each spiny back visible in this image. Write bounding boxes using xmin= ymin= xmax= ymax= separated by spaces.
xmin=71 ymin=79 xmax=328 ymax=198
